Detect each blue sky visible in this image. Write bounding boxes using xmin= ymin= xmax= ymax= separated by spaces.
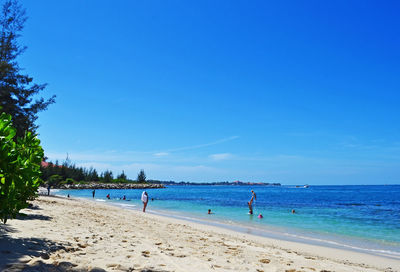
xmin=18 ymin=0 xmax=400 ymax=184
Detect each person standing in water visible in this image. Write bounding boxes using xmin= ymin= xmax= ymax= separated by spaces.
xmin=248 ymin=190 xmax=256 ymax=214
xmin=92 ymin=190 xmax=95 ymax=198
xmin=141 ymin=191 xmax=149 ymax=212
xmin=251 ymin=190 xmax=256 ymax=201
xmin=248 ymin=194 xmax=255 ymax=214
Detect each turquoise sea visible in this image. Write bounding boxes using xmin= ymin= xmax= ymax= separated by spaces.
xmin=55 ymin=185 xmax=400 ymax=259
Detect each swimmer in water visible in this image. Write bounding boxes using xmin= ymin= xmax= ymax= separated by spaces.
xmin=208 ymin=209 xmax=212 ymax=214
xmin=258 ymin=214 xmax=263 ymax=218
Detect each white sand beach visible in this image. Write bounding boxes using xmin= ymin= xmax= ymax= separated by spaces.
xmin=0 ymin=196 xmax=399 ymax=272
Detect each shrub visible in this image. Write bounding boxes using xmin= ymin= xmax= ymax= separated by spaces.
xmin=47 ymin=174 xmax=62 ymax=186
xmin=0 ymin=113 xmax=44 ymax=223
xmin=65 ymin=178 xmax=75 ymax=185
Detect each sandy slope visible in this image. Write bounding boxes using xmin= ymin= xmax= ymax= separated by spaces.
xmin=0 ymin=196 xmax=398 ymax=272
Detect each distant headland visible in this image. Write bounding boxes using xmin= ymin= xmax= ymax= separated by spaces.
xmin=149 ymin=180 xmax=281 ymax=186
xmin=40 ymin=160 xmax=281 ymax=189
xmin=46 ymin=180 xmax=280 ymax=190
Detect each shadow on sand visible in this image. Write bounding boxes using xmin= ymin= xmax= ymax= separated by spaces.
xmin=0 ymin=223 xmax=106 ymax=272
xmin=15 ymin=213 xmax=52 ymax=221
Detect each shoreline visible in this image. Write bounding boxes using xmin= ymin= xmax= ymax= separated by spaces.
xmin=56 ymin=189 xmax=400 ymax=261
xmin=1 ymin=195 xmax=399 ymax=271
xmin=143 ymin=207 xmax=400 ymax=261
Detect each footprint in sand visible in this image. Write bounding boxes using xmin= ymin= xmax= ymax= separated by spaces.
xmin=142 ymin=250 xmax=150 ymax=257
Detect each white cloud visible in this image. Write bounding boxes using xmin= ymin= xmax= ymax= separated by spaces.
xmin=209 ymin=153 xmax=234 ymax=161
xmin=153 ymin=152 xmax=169 ymax=157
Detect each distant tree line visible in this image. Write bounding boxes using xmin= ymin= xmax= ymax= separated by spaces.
xmin=40 ymin=160 xmax=148 ymax=186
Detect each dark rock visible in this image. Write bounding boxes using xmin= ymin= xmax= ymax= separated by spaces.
xmin=40 ymin=252 xmax=50 ymax=259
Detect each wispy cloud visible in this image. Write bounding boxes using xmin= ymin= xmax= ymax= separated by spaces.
xmin=165 ymin=136 xmax=239 ymax=152
xmin=209 ymin=153 xmax=234 ymax=161
xmin=153 ymin=152 xmax=169 ymax=157
xmin=45 ymin=136 xmax=240 ymax=164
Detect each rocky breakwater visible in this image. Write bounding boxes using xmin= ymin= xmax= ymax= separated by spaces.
xmin=56 ymin=183 xmax=165 ymax=190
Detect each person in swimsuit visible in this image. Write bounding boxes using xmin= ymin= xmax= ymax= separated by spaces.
xmin=248 ymin=195 xmax=255 ymax=214
xmin=251 ymin=190 xmax=256 ymax=201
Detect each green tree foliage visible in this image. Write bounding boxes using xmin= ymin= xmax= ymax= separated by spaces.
xmin=40 ymin=162 xmax=128 ymax=183
xmin=137 ymin=169 xmax=146 ymax=183
xmin=102 ymin=170 xmax=113 ymax=183
xmin=0 ymin=0 xmax=55 ymax=138
xmin=117 ymin=170 xmax=127 ymax=180
xmin=86 ymin=167 xmax=99 ymax=182
xmin=47 ymin=174 xmax=62 ymax=187
xmin=0 ymin=112 xmax=43 ymax=223
xmin=65 ymin=178 xmax=75 ymax=185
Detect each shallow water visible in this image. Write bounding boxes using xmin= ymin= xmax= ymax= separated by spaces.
xmin=55 ymin=185 xmax=400 ymax=259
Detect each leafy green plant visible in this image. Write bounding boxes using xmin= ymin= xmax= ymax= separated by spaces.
xmin=65 ymin=178 xmax=75 ymax=185
xmin=47 ymin=174 xmax=62 ymax=186
xmin=0 ymin=112 xmax=44 ymax=223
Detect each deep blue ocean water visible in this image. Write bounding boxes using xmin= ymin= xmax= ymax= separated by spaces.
xmin=55 ymin=185 xmax=400 ymax=259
